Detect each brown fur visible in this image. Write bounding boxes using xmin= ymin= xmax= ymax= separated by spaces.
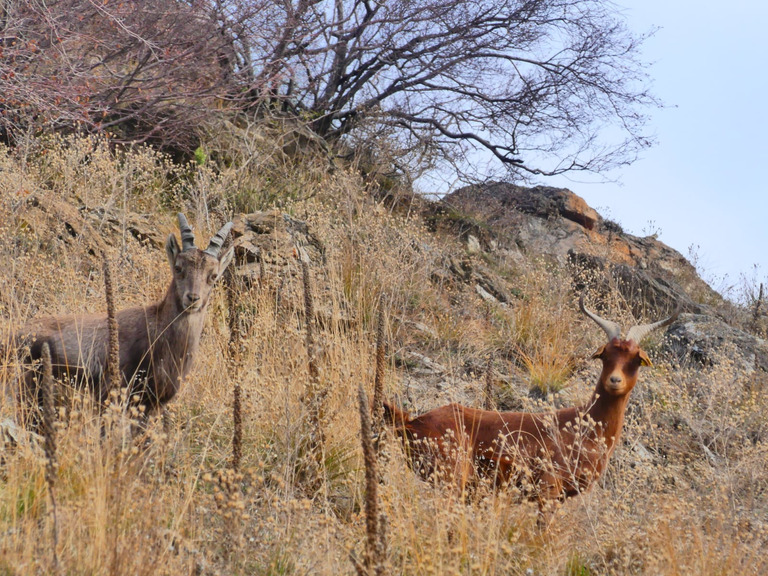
xmin=384 ymin=338 xmax=654 ymax=511
xmin=11 ymin=219 xmax=234 ymax=421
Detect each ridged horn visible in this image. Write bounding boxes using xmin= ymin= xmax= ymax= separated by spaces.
xmin=626 ymin=304 xmax=680 ymax=344
xmin=203 ymin=221 xmax=233 ymax=258
xmin=580 ymin=293 xmax=622 ymax=341
xmin=177 ymin=213 xmax=196 ymax=252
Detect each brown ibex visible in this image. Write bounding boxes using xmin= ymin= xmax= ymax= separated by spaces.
xmin=384 ymin=295 xmax=678 ymax=521
xmin=10 ymin=214 xmax=234 ymax=423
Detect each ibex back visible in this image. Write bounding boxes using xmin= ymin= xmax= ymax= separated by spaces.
xmin=10 ymin=213 xmax=234 ymax=423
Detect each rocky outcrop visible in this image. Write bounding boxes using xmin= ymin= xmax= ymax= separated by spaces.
xmin=664 ymin=313 xmax=768 ymax=372
xmin=230 ymin=209 xmax=323 ymax=287
xmin=442 ymin=182 xmax=724 ymax=320
xmin=16 ymin=194 xmax=166 ymax=256
xmin=228 ymin=210 xmax=351 ymax=328
xmin=468 ymin=183 xmax=601 ymax=230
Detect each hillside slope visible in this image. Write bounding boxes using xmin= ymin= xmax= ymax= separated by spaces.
xmin=1 ymin=138 xmax=767 ymax=575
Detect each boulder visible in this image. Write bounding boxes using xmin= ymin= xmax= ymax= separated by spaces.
xmin=443 ymin=182 xmax=725 ymax=320
xmin=445 ymin=182 xmax=600 ymax=231
xmin=228 ymin=210 xmax=348 ymax=326
xmin=663 ymin=313 xmax=768 ymax=372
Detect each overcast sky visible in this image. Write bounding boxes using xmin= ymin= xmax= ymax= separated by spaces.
xmin=549 ymin=1 xmax=768 ymax=299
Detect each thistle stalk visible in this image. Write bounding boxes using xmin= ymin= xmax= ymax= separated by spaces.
xmin=41 ymin=343 xmax=60 ymax=573
xmin=357 ymin=385 xmax=388 ymax=576
xmin=372 ymin=299 xmax=387 ymax=436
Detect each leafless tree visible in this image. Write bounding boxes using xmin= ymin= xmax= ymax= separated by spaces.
xmin=2 ymin=0 xmax=658 ymax=179
xmin=0 ymin=0 xmax=259 ymax=152
xmin=224 ymin=0 xmax=659 ymax=178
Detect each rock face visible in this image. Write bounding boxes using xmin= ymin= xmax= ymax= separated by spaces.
xmin=17 ymin=194 xmax=165 ymax=256
xmin=228 ymin=210 xmax=352 ymax=328
xmin=436 ymin=182 xmax=768 ymax=375
xmin=471 ymin=183 xmax=601 ymax=230
xmin=443 ymin=182 xmax=723 ymax=319
xmin=230 ymin=209 xmax=323 ymax=289
xmin=664 ymin=314 xmax=768 ymax=372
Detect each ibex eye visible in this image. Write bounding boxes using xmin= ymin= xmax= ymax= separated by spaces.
xmin=174 ymin=265 xmax=183 ymax=274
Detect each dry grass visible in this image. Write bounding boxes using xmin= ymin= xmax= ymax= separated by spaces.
xmin=0 ymin=135 xmax=766 ymax=575
xmin=488 ymin=261 xmax=584 ymax=394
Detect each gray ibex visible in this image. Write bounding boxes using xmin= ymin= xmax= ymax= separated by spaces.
xmin=11 ymin=214 xmax=234 ymax=423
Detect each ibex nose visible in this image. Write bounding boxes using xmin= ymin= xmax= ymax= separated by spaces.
xmin=610 ymin=376 xmax=622 ymax=385
xmin=186 ymin=293 xmax=201 ymax=306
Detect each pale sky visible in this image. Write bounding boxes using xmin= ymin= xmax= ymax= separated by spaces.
xmin=550 ymin=1 xmax=768 ymax=299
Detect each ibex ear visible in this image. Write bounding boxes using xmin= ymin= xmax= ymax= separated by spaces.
xmin=639 ymin=349 xmax=653 ymax=367
xmin=217 ymin=247 xmax=234 ymax=276
xmin=591 ymin=345 xmax=606 ymax=360
xmin=166 ymin=233 xmax=180 ymax=267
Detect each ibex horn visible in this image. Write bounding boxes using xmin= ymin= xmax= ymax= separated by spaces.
xmin=177 ymin=213 xmax=196 ymax=252
xmin=204 ymin=221 xmax=233 ymax=258
xmin=626 ymin=304 xmax=680 ymax=344
xmin=579 ymin=293 xmax=622 ymax=341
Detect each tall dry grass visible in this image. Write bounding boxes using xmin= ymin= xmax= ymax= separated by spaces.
xmin=0 ymin=135 xmax=766 ymax=575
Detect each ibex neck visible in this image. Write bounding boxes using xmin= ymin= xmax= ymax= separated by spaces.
xmin=584 ymin=385 xmax=631 ymax=453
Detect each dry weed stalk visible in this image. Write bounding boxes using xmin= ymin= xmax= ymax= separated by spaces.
xmin=103 ymin=253 xmax=135 ymax=440
xmin=301 ymin=254 xmax=320 ymax=387
xmin=225 ymin=268 xmax=243 ymax=368
xmin=208 ymin=267 xmax=248 ymax=556
xmin=371 ymin=299 xmax=387 ymax=435
xmin=225 ymin=269 xmax=244 ymax=473
xmin=101 ymin=253 xmax=142 ymax=568
xmin=40 ymin=342 xmax=60 ymax=573
xmin=232 ymin=383 xmax=243 ymax=473
xmin=484 ymin=352 xmax=495 ymax=411
xmin=102 ymin=253 xmax=120 ymax=396
xmin=750 ymin=282 xmax=764 ymax=334
xmin=298 ymin=247 xmax=325 ymax=447
xmin=355 ymin=385 xmax=388 ymax=576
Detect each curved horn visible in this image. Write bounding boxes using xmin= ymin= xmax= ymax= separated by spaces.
xmin=625 ymin=304 xmax=680 ymax=344
xmin=580 ymin=293 xmax=622 ymax=341
xmin=203 ymin=221 xmax=233 ymax=258
xmin=177 ymin=213 xmax=196 ymax=252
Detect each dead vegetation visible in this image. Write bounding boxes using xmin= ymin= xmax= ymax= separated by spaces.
xmin=0 ymin=135 xmax=767 ymax=575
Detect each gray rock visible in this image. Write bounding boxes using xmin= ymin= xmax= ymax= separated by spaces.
xmin=663 ymin=313 xmax=768 ymax=372
xmin=475 ymin=283 xmax=499 ymax=304
xmin=444 ymin=182 xmax=724 ymax=321
xmin=395 ymin=351 xmax=447 ymax=375
xmin=466 ymin=234 xmax=482 ymax=253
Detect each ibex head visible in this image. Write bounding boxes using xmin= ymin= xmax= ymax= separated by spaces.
xmin=580 ymin=294 xmax=679 ymax=396
xmin=165 ymin=214 xmax=235 ymax=313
